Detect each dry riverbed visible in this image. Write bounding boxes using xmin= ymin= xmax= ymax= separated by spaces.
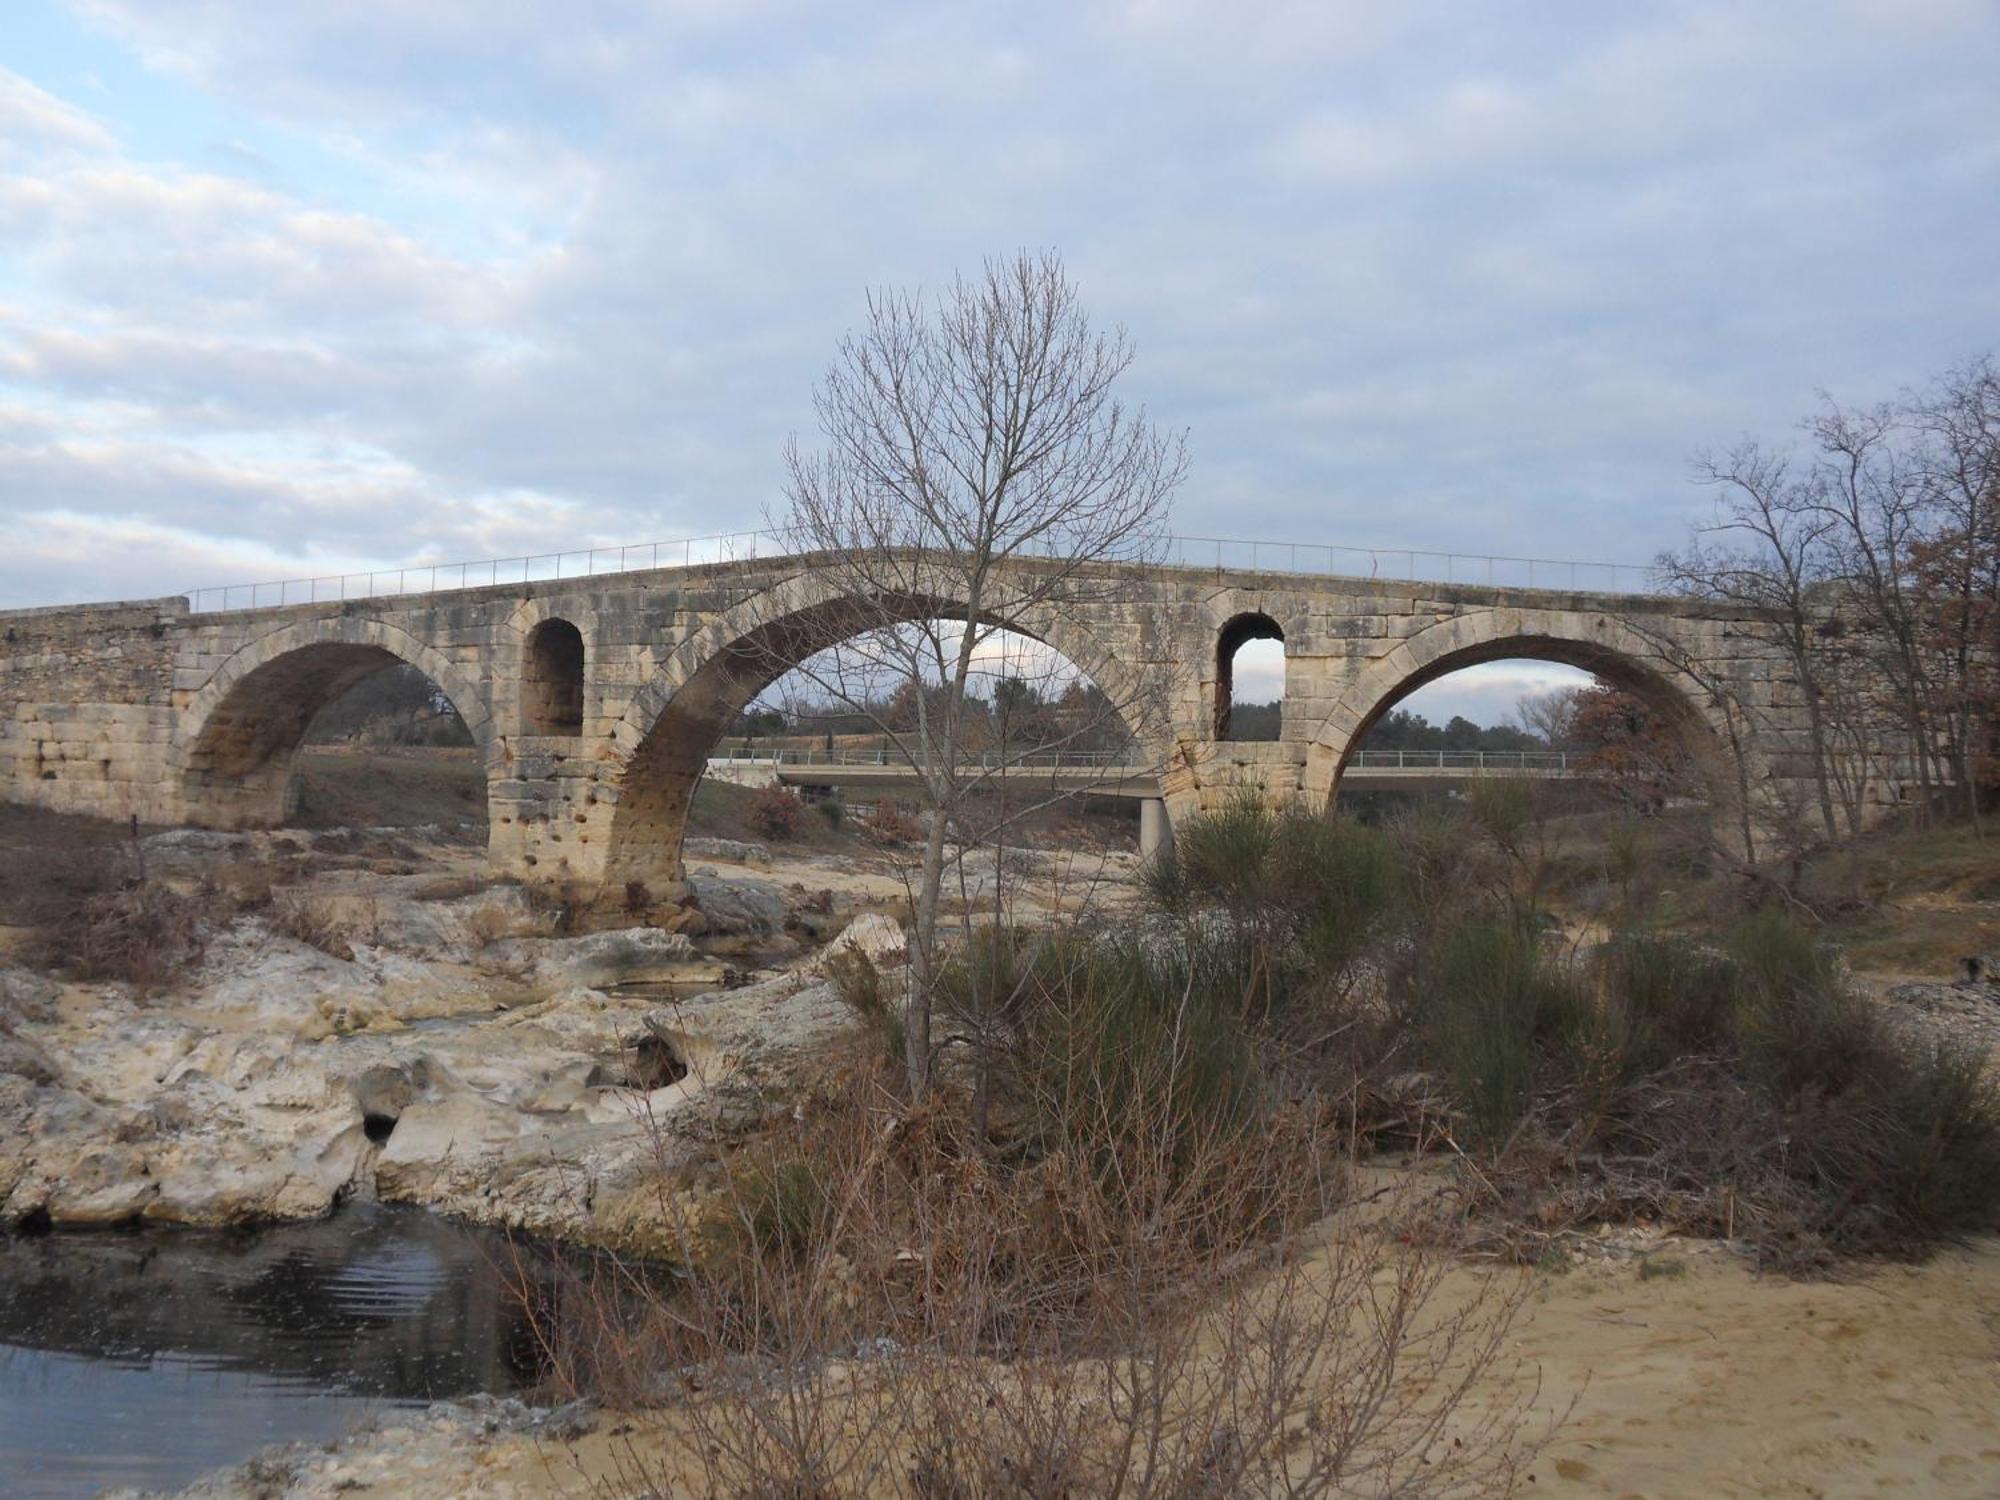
xmin=0 ymin=827 xmax=930 ymax=1248
xmin=8 ymin=818 xmax=1999 ymax=1498
xmin=124 ymin=1233 xmax=2000 ymax=1499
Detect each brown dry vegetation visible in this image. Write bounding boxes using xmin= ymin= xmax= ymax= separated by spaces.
xmin=524 ymin=1074 xmax=1541 ymax=1498
xmin=1789 ymin=818 xmax=2000 ymax=977
xmin=499 ymin=793 xmax=1999 ymax=1496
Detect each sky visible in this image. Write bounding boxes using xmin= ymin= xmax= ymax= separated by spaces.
xmin=3 ymin=0 xmax=1995 ymax=723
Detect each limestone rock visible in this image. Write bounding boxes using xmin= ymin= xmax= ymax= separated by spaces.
xmin=488 ymin=926 xmax=697 ymax=987
xmin=0 ymin=966 xmax=59 ymax=1024
xmin=813 ymin=911 xmax=908 ymax=974
xmin=0 ymin=1026 xmax=59 ymax=1084
xmin=688 ymin=873 xmax=792 ymax=935
xmin=685 ymin=836 xmax=772 ymax=864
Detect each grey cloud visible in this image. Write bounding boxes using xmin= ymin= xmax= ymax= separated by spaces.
xmin=0 ymin=0 xmax=1993 ymax=612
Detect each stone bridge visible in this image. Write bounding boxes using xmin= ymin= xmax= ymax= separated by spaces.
xmin=0 ymin=549 xmax=1893 ymax=889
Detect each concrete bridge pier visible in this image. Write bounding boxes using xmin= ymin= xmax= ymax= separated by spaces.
xmin=1139 ymin=797 xmax=1173 ymax=862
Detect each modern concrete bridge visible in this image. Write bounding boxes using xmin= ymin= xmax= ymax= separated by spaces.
xmin=0 ymin=537 xmax=1900 ymax=890
xmin=707 ymin=748 xmax=1586 ymax=855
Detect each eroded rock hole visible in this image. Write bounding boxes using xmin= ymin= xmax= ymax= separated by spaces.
xmin=353 ymin=1063 xmax=418 ymax=1146
xmin=588 ymin=1032 xmax=689 ymax=1091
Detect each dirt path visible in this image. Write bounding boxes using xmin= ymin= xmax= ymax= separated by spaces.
xmin=1510 ymin=1241 xmax=2000 ymax=1497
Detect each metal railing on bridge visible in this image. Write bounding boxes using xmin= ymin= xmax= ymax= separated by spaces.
xmin=709 ymin=747 xmax=1142 ymax=770
xmin=1347 ymin=749 xmax=1574 ymax=772
xmin=183 ymin=529 xmax=1657 ymax=613
xmin=708 ymin=746 xmax=1576 ymax=773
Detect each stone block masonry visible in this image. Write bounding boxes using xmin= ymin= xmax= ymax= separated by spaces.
xmin=0 ymin=553 xmax=1904 ymax=888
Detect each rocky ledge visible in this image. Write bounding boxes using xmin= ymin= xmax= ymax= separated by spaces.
xmin=0 ymin=841 xmax=909 ymax=1249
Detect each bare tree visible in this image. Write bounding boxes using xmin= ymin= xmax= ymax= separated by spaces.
xmin=1803 ymin=395 xmax=1948 ymax=820
xmin=1904 ymin=357 xmax=2000 ymax=825
xmin=768 ymin=250 xmax=1185 ymax=1095
xmin=1662 ymin=442 xmax=1847 ymax=840
xmin=1664 ymin=356 xmax=2000 ymax=844
xmin=1511 ymin=685 xmax=1581 ymax=749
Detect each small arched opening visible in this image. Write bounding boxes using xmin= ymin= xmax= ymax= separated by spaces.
xmin=1215 ymin=612 xmax=1285 ymax=741
xmin=523 ymin=619 xmax=585 ymax=737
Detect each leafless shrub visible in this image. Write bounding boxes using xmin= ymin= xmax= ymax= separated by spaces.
xmin=207 ymin=861 xmax=277 ymax=912
xmin=42 ymin=879 xmax=209 ymax=998
xmin=7 ymin=829 xmax=209 ymax=998
xmin=533 ymin=1054 xmax=1538 ymax=1499
xmin=409 ymin=872 xmax=494 ymax=903
xmin=267 ymin=890 xmax=374 ymax=961
xmin=462 ymin=898 xmax=531 ymax=949
xmin=524 ymin=880 xmax=597 ymax=936
xmin=749 ymin=786 xmax=808 ymax=842
xmin=863 ymin=797 xmax=923 ymax=847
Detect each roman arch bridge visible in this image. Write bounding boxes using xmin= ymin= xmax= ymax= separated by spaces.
xmin=0 ymin=540 xmax=1893 ymax=889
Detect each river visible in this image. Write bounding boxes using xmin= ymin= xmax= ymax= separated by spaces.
xmin=0 ymin=1204 xmax=572 ymax=1498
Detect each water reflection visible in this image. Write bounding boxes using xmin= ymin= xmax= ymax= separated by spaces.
xmin=0 ymin=1204 xmax=561 ymax=1498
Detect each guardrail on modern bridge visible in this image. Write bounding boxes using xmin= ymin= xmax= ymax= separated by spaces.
xmin=709 ymin=747 xmax=1575 ymax=773
xmin=183 ymin=529 xmax=1656 ymax=614
xmin=709 ymin=747 xmax=1144 ymax=770
xmin=1347 ymin=749 xmax=1573 ymax=771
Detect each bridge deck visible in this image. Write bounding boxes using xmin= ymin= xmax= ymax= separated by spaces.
xmin=707 ymin=753 xmax=1580 ymax=800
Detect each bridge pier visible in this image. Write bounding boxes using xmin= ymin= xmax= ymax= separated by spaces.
xmin=1139 ymin=797 xmax=1173 ymax=862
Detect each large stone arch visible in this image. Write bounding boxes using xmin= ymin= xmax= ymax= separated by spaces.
xmin=601 ymin=568 xmax=1156 ymax=880
xmin=175 ymin=616 xmax=496 ymax=830
xmin=1305 ymin=608 xmax=1772 ymax=849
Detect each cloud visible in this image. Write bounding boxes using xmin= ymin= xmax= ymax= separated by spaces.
xmin=0 ymin=0 xmax=1993 ymax=616
xmin=0 ymin=65 xmax=116 ymax=155
xmin=1400 ymin=662 xmax=1592 ymax=729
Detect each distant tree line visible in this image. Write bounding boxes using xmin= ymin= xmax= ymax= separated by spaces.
xmin=731 ymin=674 xmax=1136 ymax=758
xmin=1359 ymin=708 xmax=1544 ymax=754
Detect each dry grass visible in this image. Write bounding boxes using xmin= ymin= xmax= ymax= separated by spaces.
xmin=522 ymin=1072 xmax=1540 ymax=1500
xmin=290 ymin=745 xmax=486 ymax=838
xmin=506 ymin=877 xmax=1555 ymax=1496
xmin=266 ymin=889 xmax=384 ymax=961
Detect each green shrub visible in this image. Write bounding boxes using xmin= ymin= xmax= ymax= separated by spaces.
xmin=1599 ymin=933 xmax=1736 ymax=1076
xmin=1873 ymin=1040 xmax=2000 ymax=1242
xmin=968 ymin=932 xmax=1263 ymax=1181
xmin=1401 ymin=918 xmax=1590 ymax=1151
xmin=1143 ymin=796 xmax=1397 ymax=1017
xmin=1726 ymin=910 xmax=1878 ymax=1101
xmin=934 ymin=924 xmax=1037 ymax=1041
xmin=1446 ymin=904 xmax=2000 ymax=1265
xmin=701 ymin=1157 xmax=833 ymax=1274
xmin=826 ymin=944 xmax=905 ymax=1067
